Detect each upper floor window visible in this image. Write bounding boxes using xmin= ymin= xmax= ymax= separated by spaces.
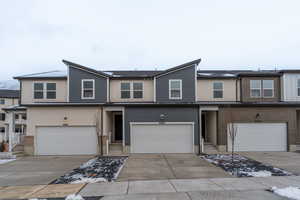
xmin=0 ymin=99 xmax=5 ymax=104
xmin=121 ymin=82 xmax=131 ymax=99
xmin=81 ymin=79 xmax=95 ymax=99
xmin=46 ymin=83 xmax=56 ymax=99
xmin=34 ymin=83 xmax=44 ymax=99
xmin=21 ymin=113 xmax=27 ymax=120
xmin=0 ymin=127 xmax=5 ymax=133
xmin=34 ymin=82 xmax=57 ymax=99
xmin=133 ymin=82 xmax=143 ymax=99
xmin=169 ymin=79 xmax=182 ymax=99
xmin=262 ymin=80 xmax=274 ymax=97
xmin=213 ymin=82 xmax=223 ymax=98
xmin=0 ymin=113 xmax=5 ymax=121
xmin=250 ymin=80 xmax=261 ymax=97
xmin=297 ymin=79 xmax=300 ymax=96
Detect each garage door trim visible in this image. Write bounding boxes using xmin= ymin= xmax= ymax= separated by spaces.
xmin=130 ymin=122 xmax=194 ymax=153
xmin=35 ymin=125 xmax=98 ymax=155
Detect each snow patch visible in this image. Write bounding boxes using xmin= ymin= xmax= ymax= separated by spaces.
xmin=0 ymin=159 xmax=16 ymax=165
xmin=272 ymin=186 xmax=300 ymax=200
xmin=65 ymin=194 xmax=85 ymax=200
xmin=71 ymin=177 xmax=107 ymax=184
xmin=243 ymin=170 xmax=272 ymax=177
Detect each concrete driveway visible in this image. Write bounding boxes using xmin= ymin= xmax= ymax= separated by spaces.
xmin=240 ymin=152 xmax=300 ymax=175
xmin=117 ymin=154 xmax=231 ymax=181
xmin=0 ymin=156 xmax=92 ymax=186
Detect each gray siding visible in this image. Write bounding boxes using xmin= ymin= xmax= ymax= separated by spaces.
xmin=69 ymin=67 xmax=107 ymax=103
xmin=156 ymin=66 xmax=196 ymax=102
xmin=124 ymin=106 xmax=199 ymax=145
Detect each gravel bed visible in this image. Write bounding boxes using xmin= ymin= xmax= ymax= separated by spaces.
xmin=51 ymin=156 xmax=127 ymax=184
xmin=201 ymin=154 xmax=294 ymax=177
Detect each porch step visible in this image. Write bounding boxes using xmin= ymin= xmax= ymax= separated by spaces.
xmin=109 ymin=143 xmax=123 ymax=155
xmin=204 ymin=144 xmax=219 ymax=154
xmin=12 ymin=151 xmax=25 ymax=158
xmin=13 ymin=144 xmax=24 ymax=152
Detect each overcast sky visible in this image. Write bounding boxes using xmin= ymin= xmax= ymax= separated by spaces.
xmin=1 ymin=0 xmax=300 ymax=80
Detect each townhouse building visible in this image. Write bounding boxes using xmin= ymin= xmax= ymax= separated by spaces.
xmin=13 ymin=59 xmax=300 ymax=155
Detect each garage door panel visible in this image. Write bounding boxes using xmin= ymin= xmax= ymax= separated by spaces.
xmin=228 ymin=123 xmax=287 ymax=152
xmin=37 ymin=126 xmax=98 ymax=155
xmin=131 ymin=123 xmax=193 ymax=153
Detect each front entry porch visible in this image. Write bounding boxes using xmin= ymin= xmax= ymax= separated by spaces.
xmin=103 ymin=107 xmax=125 ymax=155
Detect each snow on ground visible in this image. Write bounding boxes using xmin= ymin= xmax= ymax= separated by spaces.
xmin=272 ymin=186 xmax=300 ymax=200
xmin=65 ymin=194 xmax=85 ymax=200
xmin=201 ymin=154 xmax=293 ymax=177
xmin=0 ymin=159 xmax=16 ymax=165
xmin=52 ymin=156 xmax=127 ymax=184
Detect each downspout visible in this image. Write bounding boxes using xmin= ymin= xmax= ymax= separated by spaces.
xmin=198 ymin=106 xmax=202 ymax=155
xmin=239 ymin=77 xmax=242 ymax=102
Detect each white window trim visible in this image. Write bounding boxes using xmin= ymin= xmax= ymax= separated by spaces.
xmin=133 ymin=82 xmax=144 ymax=99
xmin=120 ymin=82 xmax=131 ymax=99
xmin=169 ymin=79 xmax=182 ymax=100
xmin=212 ymin=81 xmax=224 ymax=99
xmin=33 ymin=82 xmax=45 ymax=100
xmin=81 ymin=79 xmax=95 ymax=99
xmin=33 ymin=82 xmax=57 ymax=100
xmin=250 ymin=80 xmax=262 ymax=98
xmin=262 ymin=80 xmax=274 ymax=98
xmin=46 ymin=83 xmax=57 ymax=99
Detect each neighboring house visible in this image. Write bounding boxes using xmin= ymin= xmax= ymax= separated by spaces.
xmin=0 ymin=90 xmax=21 ymax=143
xmin=13 ymin=59 xmax=300 ymax=155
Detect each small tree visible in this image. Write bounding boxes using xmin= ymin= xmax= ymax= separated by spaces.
xmin=95 ymin=109 xmax=103 ymax=156
xmin=227 ymin=106 xmax=237 ymax=174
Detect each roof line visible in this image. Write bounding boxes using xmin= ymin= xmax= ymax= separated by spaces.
xmin=14 ymin=70 xmax=64 ymax=79
xmin=62 ymin=60 xmax=111 ymax=78
xmin=155 ymin=59 xmax=201 ymax=78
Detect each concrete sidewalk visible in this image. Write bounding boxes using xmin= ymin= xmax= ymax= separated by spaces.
xmin=1 ymin=176 xmax=299 ymax=199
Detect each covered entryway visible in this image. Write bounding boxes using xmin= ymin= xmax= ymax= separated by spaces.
xmin=227 ymin=123 xmax=287 ymax=151
xmin=36 ymin=126 xmax=98 ymax=155
xmin=130 ymin=123 xmax=194 ymax=153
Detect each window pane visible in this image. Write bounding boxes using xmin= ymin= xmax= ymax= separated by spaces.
xmin=263 ymin=80 xmax=273 ymax=89
xmin=47 ymin=91 xmax=56 ymax=99
xmin=34 ymin=83 xmax=43 ymax=90
xmin=83 ymin=90 xmax=93 ymax=98
xmin=121 ymin=91 xmax=130 ymax=99
xmin=251 ymin=89 xmax=261 ymax=97
xmin=0 ymin=113 xmax=5 ymax=121
xmin=133 ymin=82 xmax=143 ymax=90
xmin=83 ymin=81 xmax=93 ymax=89
xmin=298 ymin=88 xmax=300 ymax=96
xmin=47 ymin=83 xmax=56 ymax=90
xmin=213 ymin=90 xmax=223 ymax=98
xmin=171 ymin=90 xmax=181 ymax=98
xmin=263 ymin=89 xmax=273 ymax=97
xmin=298 ymin=79 xmax=300 ymax=88
xmin=121 ymin=83 xmax=130 ymax=90
xmin=0 ymin=127 xmax=5 ymax=133
xmin=133 ymin=91 xmax=143 ymax=98
xmin=170 ymin=80 xmax=181 ymax=89
xmin=34 ymin=91 xmax=43 ymax=99
xmin=0 ymin=99 xmax=4 ymax=104
xmin=250 ymin=80 xmax=261 ymax=89
xmin=213 ymin=82 xmax=223 ymax=90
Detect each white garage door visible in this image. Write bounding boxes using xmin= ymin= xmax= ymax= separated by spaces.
xmin=131 ymin=123 xmax=194 ymax=153
xmin=227 ymin=123 xmax=287 ymax=151
xmin=36 ymin=126 xmax=98 ymax=155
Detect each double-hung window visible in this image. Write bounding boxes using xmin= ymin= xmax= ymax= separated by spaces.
xmin=169 ymin=79 xmax=182 ymax=99
xmin=133 ymin=82 xmax=143 ymax=98
xmin=297 ymin=79 xmax=300 ymax=96
xmin=46 ymin=83 xmax=56 ymax=99
xmin=34 ymin=83 xmax=44 ymax=99
xmin=121 ymin=82 xmax=131 ymax=99
xmin=81 ymin=79 xmax=95 ymax=99
xmin=250 ymin=80 xmax=261 ymax=98
xmin=0 ymin=113 xmax=5 ymax=121
xmin=213 ymin=82 xmax=223 ymax=98
xmin=262 ymin=80 xmax=274 ymax=97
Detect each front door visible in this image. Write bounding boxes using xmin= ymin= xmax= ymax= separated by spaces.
xmin=114 ymin=115 xmax=123 ymax=141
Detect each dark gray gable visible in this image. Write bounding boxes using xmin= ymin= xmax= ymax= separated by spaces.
xmin=68 ymin=66 xmax=108 ymax=103
xmin=155 ymin=64 xmax=197 ymax=103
